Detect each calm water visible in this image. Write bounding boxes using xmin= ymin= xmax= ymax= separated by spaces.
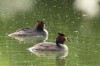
xmin=0 ymin=0 xmax=100 ymax=66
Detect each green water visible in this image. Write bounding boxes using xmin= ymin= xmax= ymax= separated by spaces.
xmin=0 ymin=0 xmax=100 ymax=66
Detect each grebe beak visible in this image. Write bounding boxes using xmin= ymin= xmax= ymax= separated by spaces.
xmin=65 ymin=36 xmax=70 ymax=41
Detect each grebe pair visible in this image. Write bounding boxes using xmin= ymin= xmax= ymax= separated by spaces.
xmin=8 ymin=21 xmax=68 ymax=51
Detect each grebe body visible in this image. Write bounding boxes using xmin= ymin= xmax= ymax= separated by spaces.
xmin=28 ymin=33 xmax=68 ymax=51
xmin=8 ymin=21 xmax=48 ymax=42
xmin=28 ymin=42 xmax=68 ymax=51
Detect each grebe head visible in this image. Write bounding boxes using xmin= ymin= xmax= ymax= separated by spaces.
xmin=58 ymin=33 xmax=69 ymax=41
xmin=36 ymin=21 xmax=45 ymax=31
xmin=56 ymin=33 xmax=67 ymax=47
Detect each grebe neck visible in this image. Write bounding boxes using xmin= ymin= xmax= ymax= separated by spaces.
xmin=36 ymin=26 xmax=44 ymax=31
xmin=36 ymin=21 xmax=45 ymax=31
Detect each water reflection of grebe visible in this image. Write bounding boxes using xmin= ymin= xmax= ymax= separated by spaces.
xmin=8 ymin=21 xmax=48 ymax=43
xmin=28 ymin=51 xmax=68 ymax=66
xmin=11 ymin=36 xmax=48 ymax=43
xmin=56 ymin=53 xmax=67 ymax=66
xmin=28 ymin=33 xmax=68 ymax=51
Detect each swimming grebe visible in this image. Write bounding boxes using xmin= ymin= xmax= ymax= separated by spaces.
xmin=8 ymin=21 xmax=48 ymax=41
xmin=28 ymin=33 xmax=68 ymax=51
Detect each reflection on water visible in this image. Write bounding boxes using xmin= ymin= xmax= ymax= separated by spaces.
xmin=28 ymin=51 xmax=68 ymax=58
xmin=56 ymin=56 xmax=67 ymax=66
xmin=8 ymin=36 xmax=47 ymax=43
xmin=28 ymin=51 xmax=68 ymax=66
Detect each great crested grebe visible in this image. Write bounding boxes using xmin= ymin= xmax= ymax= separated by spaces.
xmin=8 ymin=21 xmax=48 ymax=41
xmin=28 ymin=33 xmax=68 ymax=52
